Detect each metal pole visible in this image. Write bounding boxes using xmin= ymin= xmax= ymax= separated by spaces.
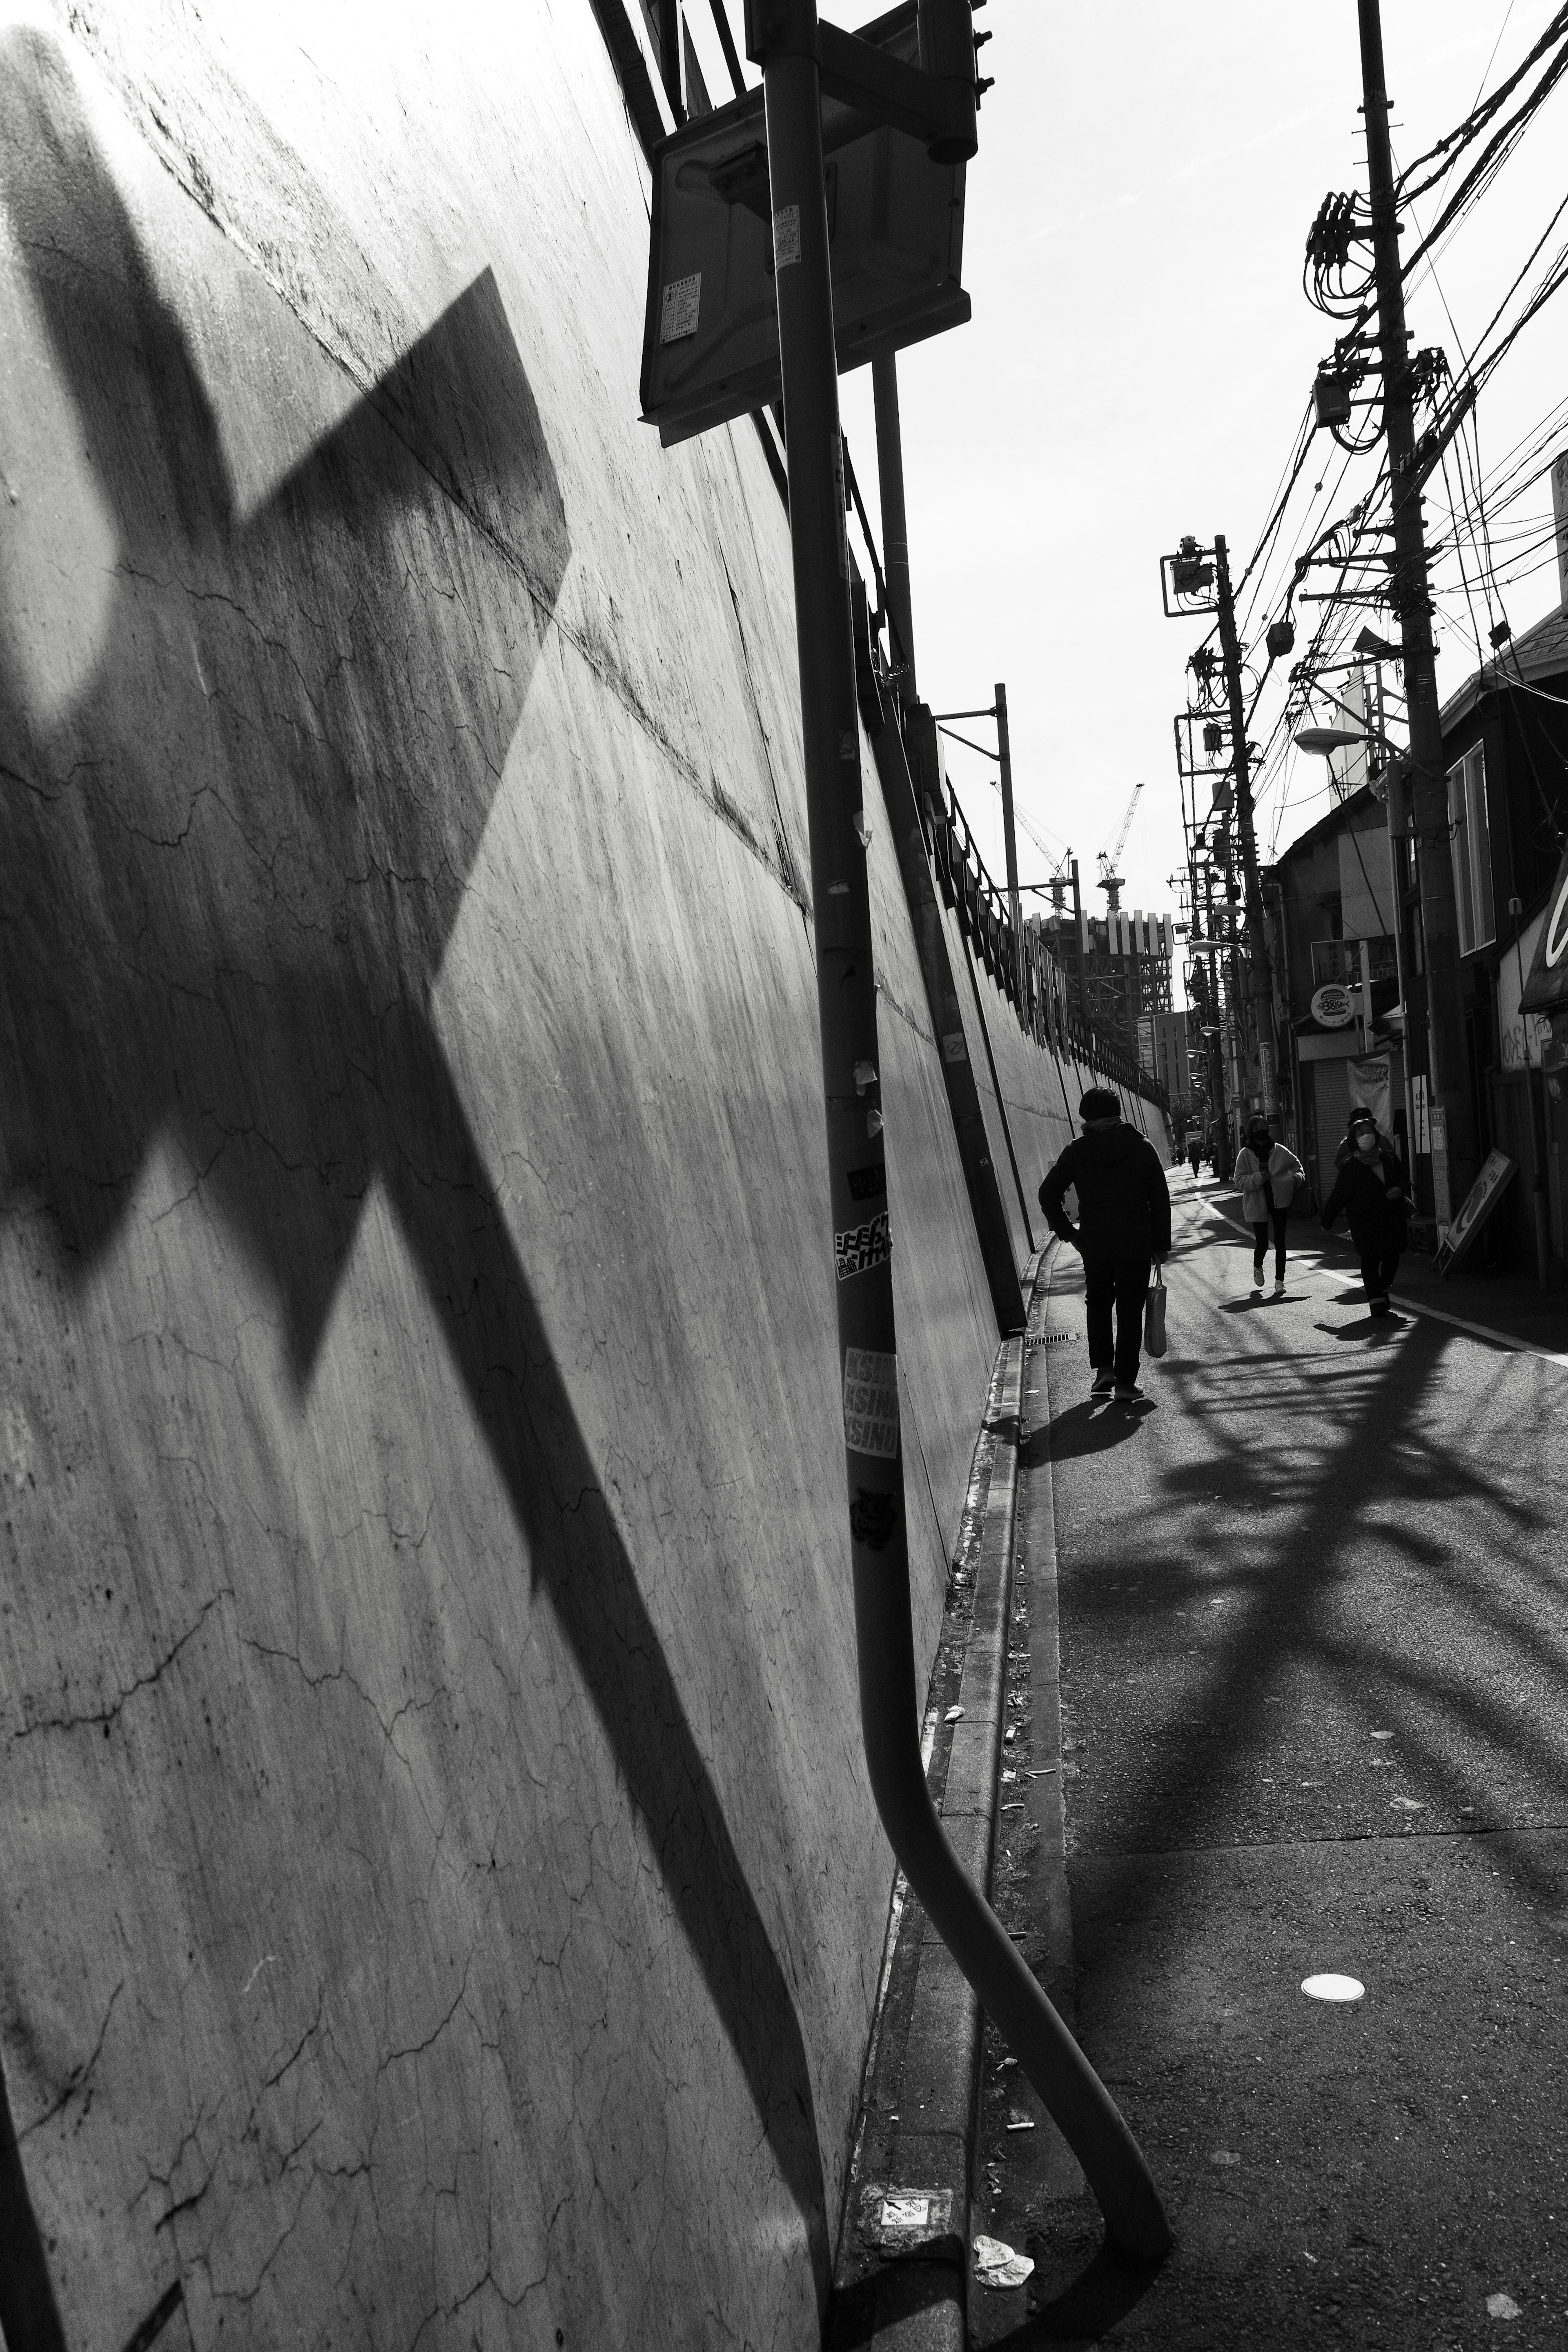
xmin=752 ymin=0 xmax=1167 ymax=2263
xmin=996 ymin=682 xmax=1025 ymax=1019
xmin=871 ymin=355 xmax=916 ymax=699
xmin=1358 ymin=0 xmax=1474 ymax=1198
xmin=1214 ymin=535 xmax=1274 ymax=1116
xmin=1070 ymin=855 xmax=1089 ymax=1038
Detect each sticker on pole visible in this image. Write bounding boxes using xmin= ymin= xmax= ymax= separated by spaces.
xmin=773 ymin=203 xmax=801 ymax=269
xmin=844 ymin=1347 xmax=899 ymax=1457
xmin=836 ymin=1208 xmax=891 ymax=1282
xmin=659 ymin=273 xmax=701 ymax=344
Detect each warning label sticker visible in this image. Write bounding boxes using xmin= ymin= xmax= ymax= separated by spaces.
xmin=844 ymin=1346 xmax=899 ymax=1458
xmin=835 ymin=1209 xmax=891 ymax=1283
xmin=660 ymin=273 xmax=702 ymax=343
xmin=773 ymin=203 xmax=801 ymax=268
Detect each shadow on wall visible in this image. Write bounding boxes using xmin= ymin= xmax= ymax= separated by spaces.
xmin=0 ymin=27 xmax=826 ymax=2336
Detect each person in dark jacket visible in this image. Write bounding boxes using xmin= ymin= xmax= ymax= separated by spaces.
xmin=1040 ymin=1088 xmax=1173 ymax=1398
xmin=1321 ymin=1107 xmax=1413 ymax=1316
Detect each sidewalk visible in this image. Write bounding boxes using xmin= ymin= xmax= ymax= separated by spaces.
xmin=966 ymin=1174 xmax=1568 ymax=2349
xmin=1200 ymin=1172 xmax=1568 ymax=1362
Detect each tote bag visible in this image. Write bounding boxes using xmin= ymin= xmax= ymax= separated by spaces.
xmin=1144 ymin=1263 xmax=1168 ymax=1359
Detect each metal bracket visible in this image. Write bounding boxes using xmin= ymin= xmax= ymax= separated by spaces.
xmin=743 ymin=0 xmax=977 ymax=160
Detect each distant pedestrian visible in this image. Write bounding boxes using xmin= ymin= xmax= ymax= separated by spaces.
xmin=1040 ymin=1087 xmax=1173 ymax=1400
xmin=1321 ymin=1108 xmax=1413 ymax=1316
xmin=1187 ymin=1133 xmax=1203 ymax=1179
xmin=1234 ymin=1117 xmax=1305 ymax=1298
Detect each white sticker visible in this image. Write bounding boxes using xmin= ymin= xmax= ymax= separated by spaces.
xmin=881 ymin=2195 xmax=930 ymax=2230
xmin=844 ymin=1345 xmax=899 ymax=1457
xmin=659 ymin=272 xmax=702 ymax=343
xmin=942 ymin=1031 xmax=967 ymax=1062
xmin=773 ymin=203 xmax=801 ymax=268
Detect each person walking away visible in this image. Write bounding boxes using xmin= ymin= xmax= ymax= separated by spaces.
xmin=1321 ymin=1108 xmax=1413 ymax=1316
xmin=1187 ymin=1131 xmax=1203 ymax=1180
xmin=1040 ymin=1087 xmax=1173 ymax=1399
xmin=1234 ymin=1118 xmax=1305 ymax=1297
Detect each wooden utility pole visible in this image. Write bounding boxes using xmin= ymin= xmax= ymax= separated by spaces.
xmin=1357 ymin=0 xmax=1473 ymax=1207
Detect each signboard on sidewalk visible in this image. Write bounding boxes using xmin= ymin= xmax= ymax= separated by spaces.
xmin=1434 ymin=1149 xmax=1517 ymax=1276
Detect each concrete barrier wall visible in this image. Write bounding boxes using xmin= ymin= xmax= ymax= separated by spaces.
xmin=0 ymin=7 xmax=1141 ymax=2345
xmin=935 ymin=909 xmax=1173 ymax=1270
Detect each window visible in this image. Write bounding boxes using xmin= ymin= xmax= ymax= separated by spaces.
xmin=1446 ymin=744 xmax=1495 ymax=955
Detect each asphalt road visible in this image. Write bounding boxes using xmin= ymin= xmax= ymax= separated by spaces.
xmin=969 ymin=1169 xmax=1568 ymax=2350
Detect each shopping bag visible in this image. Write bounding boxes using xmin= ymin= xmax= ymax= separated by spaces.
xmin=1143 ymin=1263 xmax=1167 ymax=1359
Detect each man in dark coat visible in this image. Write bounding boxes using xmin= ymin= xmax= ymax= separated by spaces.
xmin=1321 ymin=1107 xmax=1413 ymax=1316
xmin=1040 ymin=1088 xmax=1173 ymax=1399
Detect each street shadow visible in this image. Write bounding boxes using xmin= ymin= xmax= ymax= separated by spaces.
xmin=1313 ymin=1317 xmax=1408 ymax=1343
xmin=1034 ymin=1402 xmax=1155 ymax=1463
xmin=0 ymin=24 xmax=828 ymax=2312
xmin=0 ymin=2051 xmax=65 ymax=2352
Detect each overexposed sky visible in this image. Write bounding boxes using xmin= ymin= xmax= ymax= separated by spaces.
xmin=696 ymin=4 xmax=1568 ymax=941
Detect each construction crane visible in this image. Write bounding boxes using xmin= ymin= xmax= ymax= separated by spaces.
xmin=1096 ymin=782 xmax=1144 ymax=912
xmin=984 ymin=777 xmax=1073 ymax=909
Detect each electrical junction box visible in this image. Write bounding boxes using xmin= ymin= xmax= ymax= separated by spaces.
xmin=639 ymin=2 xmax=969 ymax=448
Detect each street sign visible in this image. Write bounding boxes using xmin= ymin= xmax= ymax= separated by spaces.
xmin=639 ymin=7 xmax=969 ymax=447
xmin=1434 ymin=1148 xmax=1517 ymax=1276
xmin=1310 ymin=982 xmax=1354 ymax=1028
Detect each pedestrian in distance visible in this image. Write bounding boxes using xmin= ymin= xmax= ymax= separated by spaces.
xmin=1040 ymin=1087 xmax=1173 ymax=1401
xmin=1234 ymin=1117 xmax=1305 ymax=1298
xmin=1187 ymin=1132 xmax=1203 ymax=1180
xmin=1320 ymin=1107 xmax=1413 ymax=1317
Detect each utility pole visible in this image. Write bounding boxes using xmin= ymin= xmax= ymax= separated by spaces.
xmin=995 ymin=682 xmax=1025 ymax=1015
xmin=1357 ymin=0 xmax=1474 ymax=1206
xmin=744 ymin=0 xmax=1167 ymax=2262
xmin=1213 ymin=536 xmax=1275 ymax=1118
xmin=1070 ymin=855 xmax=1089 ymax=1033
xmin=871 ymin=355 xmax=916 ymax=704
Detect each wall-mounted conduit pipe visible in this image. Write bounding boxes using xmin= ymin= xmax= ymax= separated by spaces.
xmin=745 ymin=0 xmax=1170 ymax=2268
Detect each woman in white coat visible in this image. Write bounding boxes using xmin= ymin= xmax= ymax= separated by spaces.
xmin=1234 ymin=1118 xmax=1307 ymax=1297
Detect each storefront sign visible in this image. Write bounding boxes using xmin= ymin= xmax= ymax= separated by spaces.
xmin=1521 ymin=845 xmax=1568 ymax=1018
xmin=1310 ymin=982 xmax=1354 ymax=1029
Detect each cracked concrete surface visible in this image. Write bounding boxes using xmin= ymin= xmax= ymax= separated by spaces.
xmin=0 ymin=6 xmax=1145 ymax=2345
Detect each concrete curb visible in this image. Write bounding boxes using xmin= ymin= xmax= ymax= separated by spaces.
xmin=825 ymin=1256 xmax=1045 ymax=2350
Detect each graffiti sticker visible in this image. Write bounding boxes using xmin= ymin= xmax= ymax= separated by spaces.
xmin=835 ymin=1209 xmax=891 ymax=1282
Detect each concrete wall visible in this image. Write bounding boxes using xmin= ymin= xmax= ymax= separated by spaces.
xmin=0 ymin=7 xmax=1125 ymax=2346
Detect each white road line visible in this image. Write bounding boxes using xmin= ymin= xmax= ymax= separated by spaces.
xmin=1188 ymin=1191 xmax=1568 ymax=1369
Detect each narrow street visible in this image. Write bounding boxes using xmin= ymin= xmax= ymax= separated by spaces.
xmin=972 ymin=1170 xmax=1568 ymax=2349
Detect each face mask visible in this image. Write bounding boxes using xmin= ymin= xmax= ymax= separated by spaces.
xmin=1356 ymin=1131 xmax=1376 ymax=1154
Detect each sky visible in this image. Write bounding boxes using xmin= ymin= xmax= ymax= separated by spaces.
xmin=693 ymin=3 xmax=1568 ymax=962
